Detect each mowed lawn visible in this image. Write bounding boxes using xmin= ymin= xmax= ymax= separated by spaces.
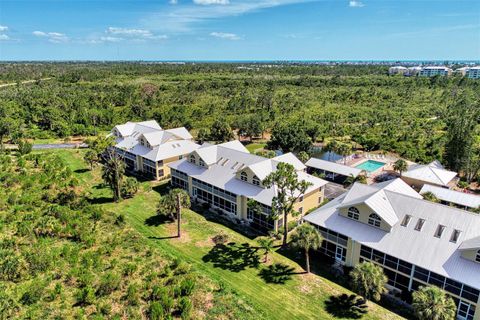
xmin=51 ymin=149 xmax=404 ymax=320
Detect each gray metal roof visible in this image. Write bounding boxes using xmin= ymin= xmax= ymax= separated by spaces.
xmin=305 ymin=180 xmax=480 ymax=290
xmin=305 ymin=158 xmax=363 ymax=177
xmin=420 ymin=185 xmax=480 ymax=209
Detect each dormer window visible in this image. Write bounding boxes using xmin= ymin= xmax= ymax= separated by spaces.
xmin=141 ymin=139 xmax=145 ymax=146
xmin=253 ymin=175 xmax=260 ymax=186
xmin=240 ymin=172 xmax=248 ymax=182
xmin=347 ymin=207 xmax=359 ymax=220
xmin=368 ymin=213 xmax=381 ymax=228
xmin=476 ymin=250 xmax=480 ymax=263
xmin=450 ymin=229 xmax=461 ymax=243
xmin=414 ymin=218 xmax=425 ymax=231
xmin=434 ymin=225 xmax=446 ymax=238
xmin=189 ymin=155 xmax=196 ymax=164
xmin=401 ymin=215 xmax=412 ymax=227
xmin=199 ymin=159 xmax=206 ymax=167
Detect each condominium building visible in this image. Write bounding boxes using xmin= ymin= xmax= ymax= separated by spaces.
xmin=401 ymin=160 xmax=457 ymax=189
xmin=467 ymin=67 xmax=480 ymax=79
xmin=388 ymin=66 xmax=408 ymax=75
xmin=111 ymin=120 xmax=200 ymax=180
xmin=168 ymin=140 xmax=328 ymax=233
xmin=419 ymin=66 xmax=453 ymax=77
xmin=304 ymin=179 xmax=480 ymax=320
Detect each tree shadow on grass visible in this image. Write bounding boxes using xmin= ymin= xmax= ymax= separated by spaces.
xmin=144 ymin=214 xmax=172 ymax=227
xmin=202 ymin=242 xmax=260 ymax=272
xmin=258 ymin=263 xmax=302 ymax=284
xmin=325 ymin=294 xmax=368 ymax=319
xmin=87 ymin=196 xmax=114 ymax=205
xmin=74 ymin=168 xmax=90 ymax=174
xmin=152 ymin=182 xmax=171 ymax=196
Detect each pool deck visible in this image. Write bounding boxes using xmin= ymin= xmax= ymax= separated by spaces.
xmin=344 ymin=155 xmax=398 ymax=184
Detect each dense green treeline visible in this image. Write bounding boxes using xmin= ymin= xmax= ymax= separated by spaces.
xmin=0 ymin=63 xmax=479 ymax=165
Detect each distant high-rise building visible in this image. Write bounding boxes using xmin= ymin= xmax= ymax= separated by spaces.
xmin=467 ymin=67 xmax=480 ymax=79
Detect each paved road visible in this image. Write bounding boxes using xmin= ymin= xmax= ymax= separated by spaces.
xmin=324 ymin=182 xmax=347 ymax=200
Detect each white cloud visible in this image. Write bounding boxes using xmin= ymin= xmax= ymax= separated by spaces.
xmin=0 ymin=34 xmax=10 ymax=41
xmin=143 ymin=0 xmax=312 ymax=33
xmin=194 ymin=0 xmax=230 ymax=5
xmin=210 ymin=31 xmax=240 ymax=40
xmin=170 ymin=0 xmax=178 ymax=3
xmin=349 ymin=1 xmax=364 ymax=7
xmin=33 ymin=30 xmax=69 ymax=43
xmin=0 ymin=25 xmax=8 ymax=32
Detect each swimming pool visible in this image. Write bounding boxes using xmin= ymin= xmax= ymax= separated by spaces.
xmin=355 ymin=160 xmax=385 ymax=172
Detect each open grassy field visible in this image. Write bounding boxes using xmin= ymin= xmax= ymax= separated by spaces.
xmin=48 ymin=148 xmax=404 ymax=320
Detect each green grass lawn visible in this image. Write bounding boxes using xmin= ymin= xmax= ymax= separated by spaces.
xmin=245 ymin=142 xmax=267 ymax=153
xmin=48 ymin=149 xmax=404 ymax=320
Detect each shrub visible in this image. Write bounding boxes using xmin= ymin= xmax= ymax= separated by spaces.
xmin=178 ymin=278 xmax=195 ymax=297
xmin=123 ymin=263 xmax=137 ymax=276
xmin=18 ymin=140 xmax=33 ymax=156
xmin=20 ymin=280 xmax=44 ymax=305
xmin=149 ymin=301 xmax=164 ymax=320
xmin=178 ymin=297 xmax=192 ymax=320
xmin=212 ymin=233 xmax=229 ymax=245
xmin=115 ymin=214 xmax=125 ymax=226
xmin=126 ymin=283 xmax=140 ymax=306
xmin=76 ymin=286 xmax=96 ymax=305
xmin=97 ymin=272 xmax=121 ymax=296
xmin=121 ymin=177 xmax=139 ymax=198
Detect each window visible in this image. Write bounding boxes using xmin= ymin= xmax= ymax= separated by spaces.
xmin=347 ymin=207 xmax=359 ymax=220
xmin=450 ymin=229 xmax=461 ymax=243
xmin=189 ymin=154 xmax=196 ymax=164
xmin=252 ymin=175 xmax=260 ymax=186
xmin=434 ymin=225 xmax=446 ymax=238
xmin=140 ymin=139 xmax=145 ymax=146
xmin=401 ymin=215 xmax=412 ymax=227
xmin=298 ymin=207 xmax=303 ymax=215
xmin=368 ymin=213 xmax=381 ymax=227
xmin=199 ymin=159 xmax=206 ymax=167
xmin=240 ymin=171 xmax=248 ymax=182
xmin=476 ymin=250 xmax=480 ymax=263
xmin=299 ymin=195 xmax=304 ymax=202
xmin=414 ymin=218 xmax=425 ymax=231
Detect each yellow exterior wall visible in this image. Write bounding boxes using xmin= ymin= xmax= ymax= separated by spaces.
xmin=339 ymin=204 xmax=392 ymax=232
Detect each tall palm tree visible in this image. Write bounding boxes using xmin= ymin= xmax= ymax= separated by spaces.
xmin=290 ymin=223 xmax=323 ymax=273
xmin=101 ymin=151 xmax=125 ymax=202
xmin=157 ymin=189 xmax=190 ymax=238
xmin=350 ymin=262 xmax=387 ymax=302
xmin=393 ymin=159 xmax=408 ymax=177
xmin=412 ymin=286 xmax=456 ymax=320
xmin=257 ymin=237 xmax=274 ymax=263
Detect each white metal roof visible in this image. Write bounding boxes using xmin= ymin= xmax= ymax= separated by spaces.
xmin=168 ymin=141 xmax=327 ymax=206
xmin=304 ymin=181 xmax=480 ymax=290
xmin=272 ymin=153 xmax=306 ymax=171
xmin=420 ymin=185 xmax=480 ymax=209
xmin=305 ymin=158 xmax=363 ymax=177
xmin=403 ymin=161 xmax=457 ymax=186
xmin=113 ymin=120 xmax=162 ymax=137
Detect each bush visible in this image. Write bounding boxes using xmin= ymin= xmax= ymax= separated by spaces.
xmin=97 ymin=272 xmax=121 ymax=296
xmin=18 ymin=140 xmax=33 ymax=156
xmin=178 ymin=297 xmax=192 ymax=320
xmin=121 ymin=177 xmax=139 ymax=198
xmin=76 ymin=286 xmax=96 ymax=305
xmin=149 ymin=301 xmax=165 ymax=320
xmin=212 ymin=233 xmax=229 ymax=245
xmin=20 ymin=280 xmax=44 ymax=305
xmin=126 ymin=283 xmax=140 ymax=306
xmin=178 ymin=278 xmax=195 ymax=297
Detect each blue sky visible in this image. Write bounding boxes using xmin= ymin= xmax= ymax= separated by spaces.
xmin=0 ymin=0 xmax=479 ymax=60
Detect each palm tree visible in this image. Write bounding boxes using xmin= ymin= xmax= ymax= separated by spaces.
xmin=421 ymin=191 xmax=440 ymax=203
xmin=157 ymin=189 xmax=191 ymax=238
xmin=350 ymin=262 xmax=387 ymax=302
xmin=257 ymin=237 xmax=274 ymax=263
xmin=393 ymin=159 xmax=408 ymax=177
xmin=101 ymin=151 xmax=125 ymax=202
xmin=290 ymin=223 xmax=323 ymax=273
xmin=412 ymin=286 xmax=456 ymax=320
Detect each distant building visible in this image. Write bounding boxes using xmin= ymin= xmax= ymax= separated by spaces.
xmin=419 ymin=66 xmax=453 ymax=77
xmin=420 ymin=184 xmax=480 ymax=211
xmin=110 ymin=120 xmax=200 ymax=180
xmin=467 ymin=67 xmax=480 ymax=79
xmin=401 ymin=160 xmax=457 ymax=189
xmin=456 ymin=67 xmax=470 ymax=76
xmin=305 ymin=179 xmax=480 ymax=320
xmin=168 ymin=140 xmax=328 ymax=233
xmin=406 ymin=66 xmax=422 ymax=76
xmin=388 ymin=66 xmax=408 ymax=75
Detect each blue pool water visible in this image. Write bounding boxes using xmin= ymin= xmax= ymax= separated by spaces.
xmin=355 ymin=160 xmax=385 ymax=172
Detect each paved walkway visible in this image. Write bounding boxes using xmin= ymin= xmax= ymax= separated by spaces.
xmin=5 ymin=143 xmax=87 ymax=150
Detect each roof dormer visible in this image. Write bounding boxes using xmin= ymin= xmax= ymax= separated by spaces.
xmin=459 ymin=236 xmax=480 ymax=263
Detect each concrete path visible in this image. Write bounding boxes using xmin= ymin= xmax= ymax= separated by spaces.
xmin=0 ymin=77 xmax=52 ymax=88
xmin=32 ymin=143 xmax=88 ymax=150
